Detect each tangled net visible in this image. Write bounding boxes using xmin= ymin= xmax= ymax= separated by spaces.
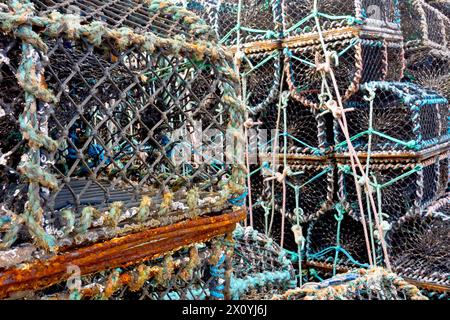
xmin=272 ymin=268 xmax=428 ymax=300
xmin=230 ymin=224 xmax=296 ymax=299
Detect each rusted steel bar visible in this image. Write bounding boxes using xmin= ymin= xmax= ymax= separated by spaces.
xmin=334 ymin=141 xmax=450 ymax=162
xmin=305 ymin=261 xmax=450 ymax=294
xmin=0 ymin=209 xmax=245 ymax=299
xmin=229 ymin=23 xmax=403 ymax=55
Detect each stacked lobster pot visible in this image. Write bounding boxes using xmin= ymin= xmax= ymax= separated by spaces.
xmin=400 ymin=0 xmax=450 ymax=102
xmin=0 ymin=0 xmax=246 ymax=300
xmin=335 ymin=81 xmax=449 ymax=287
xmin=186 ymin=0 xmax=282 ymax=46
xmin=282 ymin=0 xmax=405 ymax=109
xmin=385 ymin=196 xmax=449 ymax=300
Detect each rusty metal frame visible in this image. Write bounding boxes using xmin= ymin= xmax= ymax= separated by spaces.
xmin=0 ymin=209 xmax=245 ymax=299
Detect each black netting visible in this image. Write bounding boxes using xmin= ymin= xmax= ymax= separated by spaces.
xmin=33 ymin=0 xmax=216 ymax=41
xmin=255 ymin=97 xmax=330 ymax=156
xmin=387 ymin=207 xmax=449 ymax=286
xmin=336 ymin=82 xmax=449 ymax=153
xmin=339 ymin=151 xmax=448 ymax=227
xmin=306 ymin=209 xmax=371 ymax=268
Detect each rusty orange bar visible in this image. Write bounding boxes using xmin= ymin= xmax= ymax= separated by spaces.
xmin=0 ymin=209 xmax=245 ymax=299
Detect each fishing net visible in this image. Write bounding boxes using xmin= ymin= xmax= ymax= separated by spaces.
xmin=247 ymin=159 xmax=334 ymax=253
xmin=338 ymin=151 xmax=449 ymax=225
xmin=272 ymin=267 xmax=428 ymax=300
xmin=254 ymin=96 xmax=331 ymax=156
xmin=186 ymin=0 xmax=281 ymax=46
xmin=33 ymin=0 xmax=216 ymax=42
xmin=241 ymin=50 xmax=281 ymax=114
xmin=404 ymin=50 xmax=450 ymax=101
xmin=230 ymin=224 xmax=296 ymax=300
xmin=386 ymin=197 xmax=449 ymax=288
xmin=335 ymin=81 xmax=449 ymax=154
xmin=400 ymin=0 xmax=450 ymax=53
xmin=0 ymin=0 xmax=245 ymax=261
xmin=282 ymin=0 xmax=400 ymax=37
xmin=305 ymin=209 xmax=372 ymax=269
xmin=282 ymin=8 xmax=403 ymax=108
xmin=426 ymin=0 xmax=450 ymax=18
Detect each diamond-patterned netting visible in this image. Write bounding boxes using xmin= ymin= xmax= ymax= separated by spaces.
xmin=338 ymin=152 xmax=449 ymax=225
xmin=186 ymin=0 xmax=281 ymax=46
xmin=335 ymin=82 xmax=449 ymax=154
xmin=405 ymin=51 xmax=450 ymax=101
xmin=400 ymin=0 xmax=450 ymax=53
xmin=0 ymin=0 xmax=245 ymax=253
xmin=305 ymin=209 xmax=372 ymax=269
xmin=254 ymin=97 xmax=331 ymax=156
xmin=282 ymin=0 xmax=400 ymax=37
xmin=33 ymin=0 xmax=217 ymax=41
xmin=386 ymin=198 xmax=450 ymax=288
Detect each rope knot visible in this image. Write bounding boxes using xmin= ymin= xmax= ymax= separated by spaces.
xmin=325 ymin=99 xmax=344 ymax=118
xmin=291 ymin=224 xmax=305 ymax=249
xmin=315 ymin=51 xmax=338 ymax=74
xmin=244 ymin=118 xmax=262 ymax=128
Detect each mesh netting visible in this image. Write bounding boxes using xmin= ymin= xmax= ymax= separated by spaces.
xmin=335 ymin=81 xmax=449 ymax=154
xmin=282 ymin=0 xmax=400 ymax=37
xmin=242 ymin=50 xmax=281 ymax=113
xmin=400 ymin=0 xmax=450 ymax=52
xmin=405 ymin=51 xmax=450 ymax=101
xmin=33 ymin=0 xmax=217 ymax=41
xmin=305 ymin=209 xmax=372 ymax=269
xmin=187 ymin=0 xmax=281 ymax=46
xmin=0 ymin=0 xmax=245 ymax=254
xmin=386 ymin=200 xmax=449 ymax=287
xmin=284 ymin=37 xmax=405 ymax=109
xmin=255 ymin=97 xmax=331 ymax=156
xmin=338 ymin=152 xmax=449 ymax=225
xmin=248 ymin=160 xmax=334 ymax=252
xmin=230 ymin=224 xmax=296 ymax=299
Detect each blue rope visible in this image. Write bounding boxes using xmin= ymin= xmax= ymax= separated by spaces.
xmin=209 ymin=254 xmax=226 ymax=299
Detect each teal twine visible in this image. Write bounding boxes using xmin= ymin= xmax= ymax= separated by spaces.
xmin=209 ymin=254 xmax=226 ymax=299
